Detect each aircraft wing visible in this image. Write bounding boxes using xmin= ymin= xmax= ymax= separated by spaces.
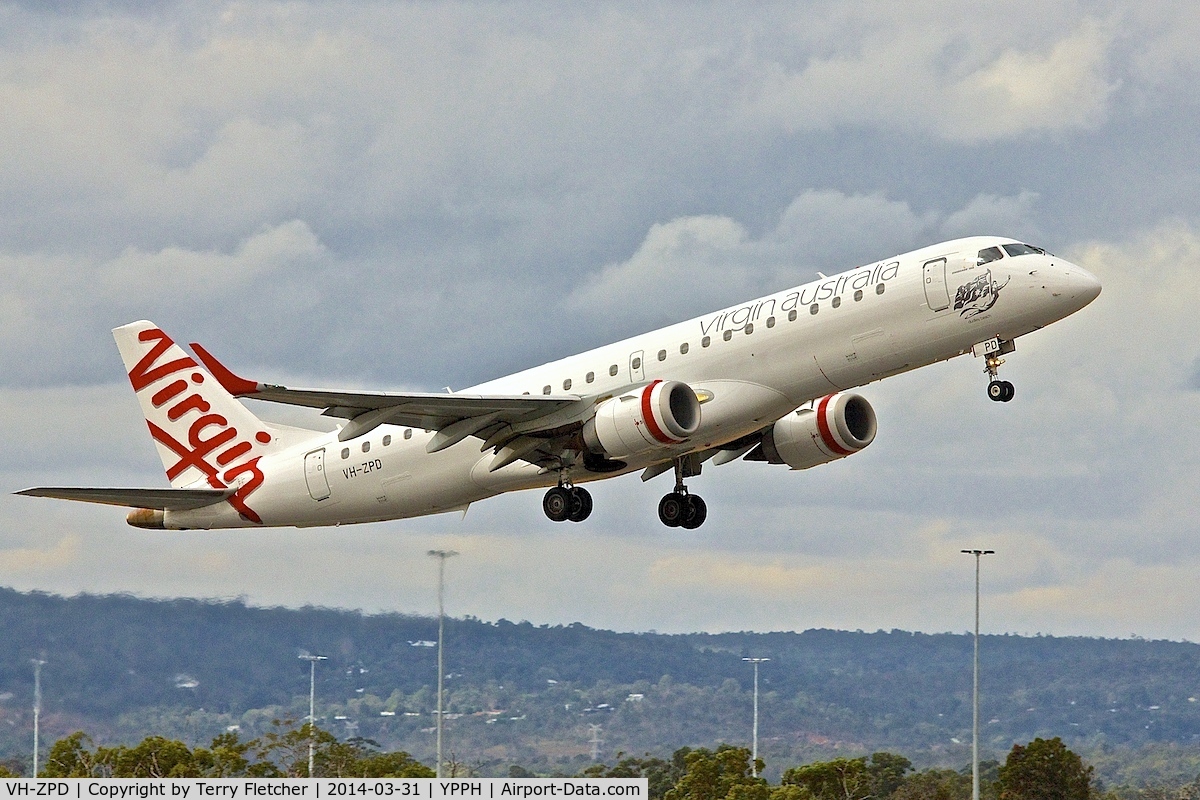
xmin=190 ymin=342 xmax=584 ymax=452
xmin=15 ymin=486 xmax=234 ymax=510
xmin=252 ymin=385 xmax=575 ymax=425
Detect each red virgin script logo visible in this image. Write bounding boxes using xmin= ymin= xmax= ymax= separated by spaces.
xmin=128 ymin=328 xmax=271 ymax=524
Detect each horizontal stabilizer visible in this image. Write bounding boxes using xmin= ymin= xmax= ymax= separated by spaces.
xmin=15 ymin=486 xmax=234 ymax=511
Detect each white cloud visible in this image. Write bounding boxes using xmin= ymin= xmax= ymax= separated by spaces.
xmin=745 ymin=14 xmax=1118 ymax=142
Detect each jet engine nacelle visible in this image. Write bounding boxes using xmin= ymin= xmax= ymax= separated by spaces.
xmin=760 ymin=392 xmax=877 ymax=470
xmin=583 ymin=380 xmax=701 ymax=459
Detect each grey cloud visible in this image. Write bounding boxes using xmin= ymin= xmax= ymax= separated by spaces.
xmin=3 ymin=2 xmax=1200 ymax=639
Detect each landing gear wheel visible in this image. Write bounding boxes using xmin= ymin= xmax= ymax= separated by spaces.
xmin=568 ymin=487 xmax=593 ymax=522
xmin=987 ymin=380 xmax=1005 ymax=402
xmin=1001 ymin=381 xmax=1015 ymax=402
xmin=680 ymin=494 xmax=707 ymax=529
xmin=658 ymin=493 xmax=686 ymax=527
xmin=543 ymin=486 xmax=571 ymax=522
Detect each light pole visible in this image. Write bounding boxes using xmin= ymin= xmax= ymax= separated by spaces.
xmin=742 ymin=657 xmax=769 ymax=777
xmin=299 ymin=653 xmax=327 ymax=777
xmin=961 ymin=549 xmax=994 ymax=800
xmin=32 ymin=659 xmax=45 ymax=778
xmin=428 ymin=549 xmax=458 ymax=779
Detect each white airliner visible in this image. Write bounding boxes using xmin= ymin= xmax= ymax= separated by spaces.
xmin=19 ymin=236 xmax=1100 ymax=530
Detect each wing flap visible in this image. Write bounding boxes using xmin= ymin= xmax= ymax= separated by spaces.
xmin=15 ymin=486 xmax=234 ymax=511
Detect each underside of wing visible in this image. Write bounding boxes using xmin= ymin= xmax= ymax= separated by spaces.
xmin=15 ymin=486 xmax=234 ymax=511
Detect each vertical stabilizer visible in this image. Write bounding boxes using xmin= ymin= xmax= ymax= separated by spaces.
xmin=112 ymin=320 xmax=278 ymax=523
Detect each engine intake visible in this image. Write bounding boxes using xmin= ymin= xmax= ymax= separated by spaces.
xmin=759 ymin=392 xmax=877 ymax=470
xmin=583 ymin=380 xmax=701 ymax=460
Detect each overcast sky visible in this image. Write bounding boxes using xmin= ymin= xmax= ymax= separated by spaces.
xmin=3 ymin=1 xmax=1199 ymax=641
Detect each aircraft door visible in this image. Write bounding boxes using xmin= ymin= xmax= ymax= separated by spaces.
xmin=629 ymin=350 xmax=645 ymax=382
xmin=304 ymin=448 xmax=331 ymax=501
xmin=923 ymin=258 xmax=950 ymax=311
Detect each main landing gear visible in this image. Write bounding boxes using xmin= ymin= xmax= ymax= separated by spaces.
xmin=542 ymin=483 xmax=593 ymax=523
xmin=658 ymin=456 xmax=707 ymax=529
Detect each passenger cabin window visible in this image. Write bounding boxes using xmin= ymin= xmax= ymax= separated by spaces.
xmin=543 ymin=385 xmax=552 ymax=395
xmin=832 ymin=297 xmax=841 ymax=308
xmin=609 ymin=364 xmax=619 ymax=376
xmin=631 ymin=357 xmax=642 ymax=370
xmin=657 ymin=349 xmax=666 ymax=361
xmin=977 ymin=246 xmax=1003 ymax=265
xmin=876 ymin=283 xmax=885 ymax=295
xmin=680 ymin=343 xmax=689 ymax=354
xmin=766 ymin=316 xmax=775 ymax=328
xmin=744 ymin=323 xmax=754 ymax=334
xmin=383 ymin=435 xmax=391 ymax=446
xmin=810 ymin=304 xmax=819 ymax=315
xmin=723 ymin=330 xmax=733 ymax=341
xmin=788 ymin=309 xmax=797 ymax=322
xmin=341 ymin=448 xmax=350 ymax=459
xmin=563 ymin=379 xmax=572 ymax=391
xmin=362 ymin=441 xmax=370 ymax=453
xmin=702 ymin=336 xmax=711 ymax=347
xmin=404 ymin=429 xmax=413 ymax=440
xmin=586 ymin=371 xmax=594 ymax=383
xmin=854 ymin=289 xmax=863 ymax=301
xmin=1002 ymin=242 xmax=1046 ymax=257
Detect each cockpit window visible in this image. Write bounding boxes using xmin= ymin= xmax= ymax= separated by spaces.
xmin=1002 ymin=242 xmax=1046 ymax=257
xmin=976 ymin=247 xmax=1003 ymax=265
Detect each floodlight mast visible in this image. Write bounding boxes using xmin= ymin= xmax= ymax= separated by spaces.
xmin=299 ymin=653 xmax=328 ymax=777
xmin=32 ymin=658 xmax=45 ymax=778
xmin=742 ymin=657 xmax=770 ymax=777
xmin=428 ymin=549 xmax=459 ymax=779
xmin=961 ymin=549 xmax=994 ymax=800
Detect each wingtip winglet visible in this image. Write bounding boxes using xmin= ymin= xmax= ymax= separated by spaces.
xmin=189 ymin=342 xmax=260 ymax=396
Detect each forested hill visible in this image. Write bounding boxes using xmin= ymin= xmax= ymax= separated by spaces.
xmin=2 ymin=587 xmax=1199 ymax=780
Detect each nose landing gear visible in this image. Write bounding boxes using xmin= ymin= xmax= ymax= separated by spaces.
xmin=975 ymin=338 xmax=1016 ymax=402
xmin=987 ymin=377 xmax=1015 ymax=403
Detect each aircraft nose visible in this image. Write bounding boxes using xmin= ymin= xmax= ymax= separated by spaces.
xmin=1069 ymin=263 xmax=1102 ymax=305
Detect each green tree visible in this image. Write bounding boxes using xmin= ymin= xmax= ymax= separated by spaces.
xmin=868 ymin=753 xmax=914 ymax=797
xmin=783 ymin=757 xmax=871 ymax=800
xmin=41 ymin=732 xmax=112 ymax=778
xmin=356 ymin=749 xmax=434 ymax=778
xmin=998 ymin=738 xmax=1093 ymax=800
xmin=583 ymin=752 xmax=687 ymax=800
xmin=193 ymin=732 xmax=252 ymax=777
xmin=0 ymin=764 xmax=19 ymax=778
xmin=108 ymin=736 xmax=199 ymax=777
xmin=890 ymin=769 xmax=972 ymax=800
xmin=664 ymin=746 xmax=769 ymax=800
xmin=250 ymin=720 xmax=336 ymax=777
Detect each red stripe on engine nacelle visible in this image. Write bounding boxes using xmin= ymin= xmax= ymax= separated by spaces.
xmin=816 ymin=394 xmax=856 ymax=456
xmin=640 ymin=380 xmax=678 ymax=445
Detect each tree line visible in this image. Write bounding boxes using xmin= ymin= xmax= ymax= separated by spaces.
xmin=5 ymin=726 xmax=1200 ymax=799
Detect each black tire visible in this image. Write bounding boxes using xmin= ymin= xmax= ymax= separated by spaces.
xmin=543 ymin=486 xmax=571 ymax=522
xmin=681 ymin=494 xmax=707 ymax=529
xmin=1001 ymin=381 xmax=1015 ymax=402
xmin=568 ymin=487 xmax=593 ymax=522
xmin=658 ymin=493 xmax=685 ymax=527
xmin=987 ymin=380 xmax=1005 ymax=401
